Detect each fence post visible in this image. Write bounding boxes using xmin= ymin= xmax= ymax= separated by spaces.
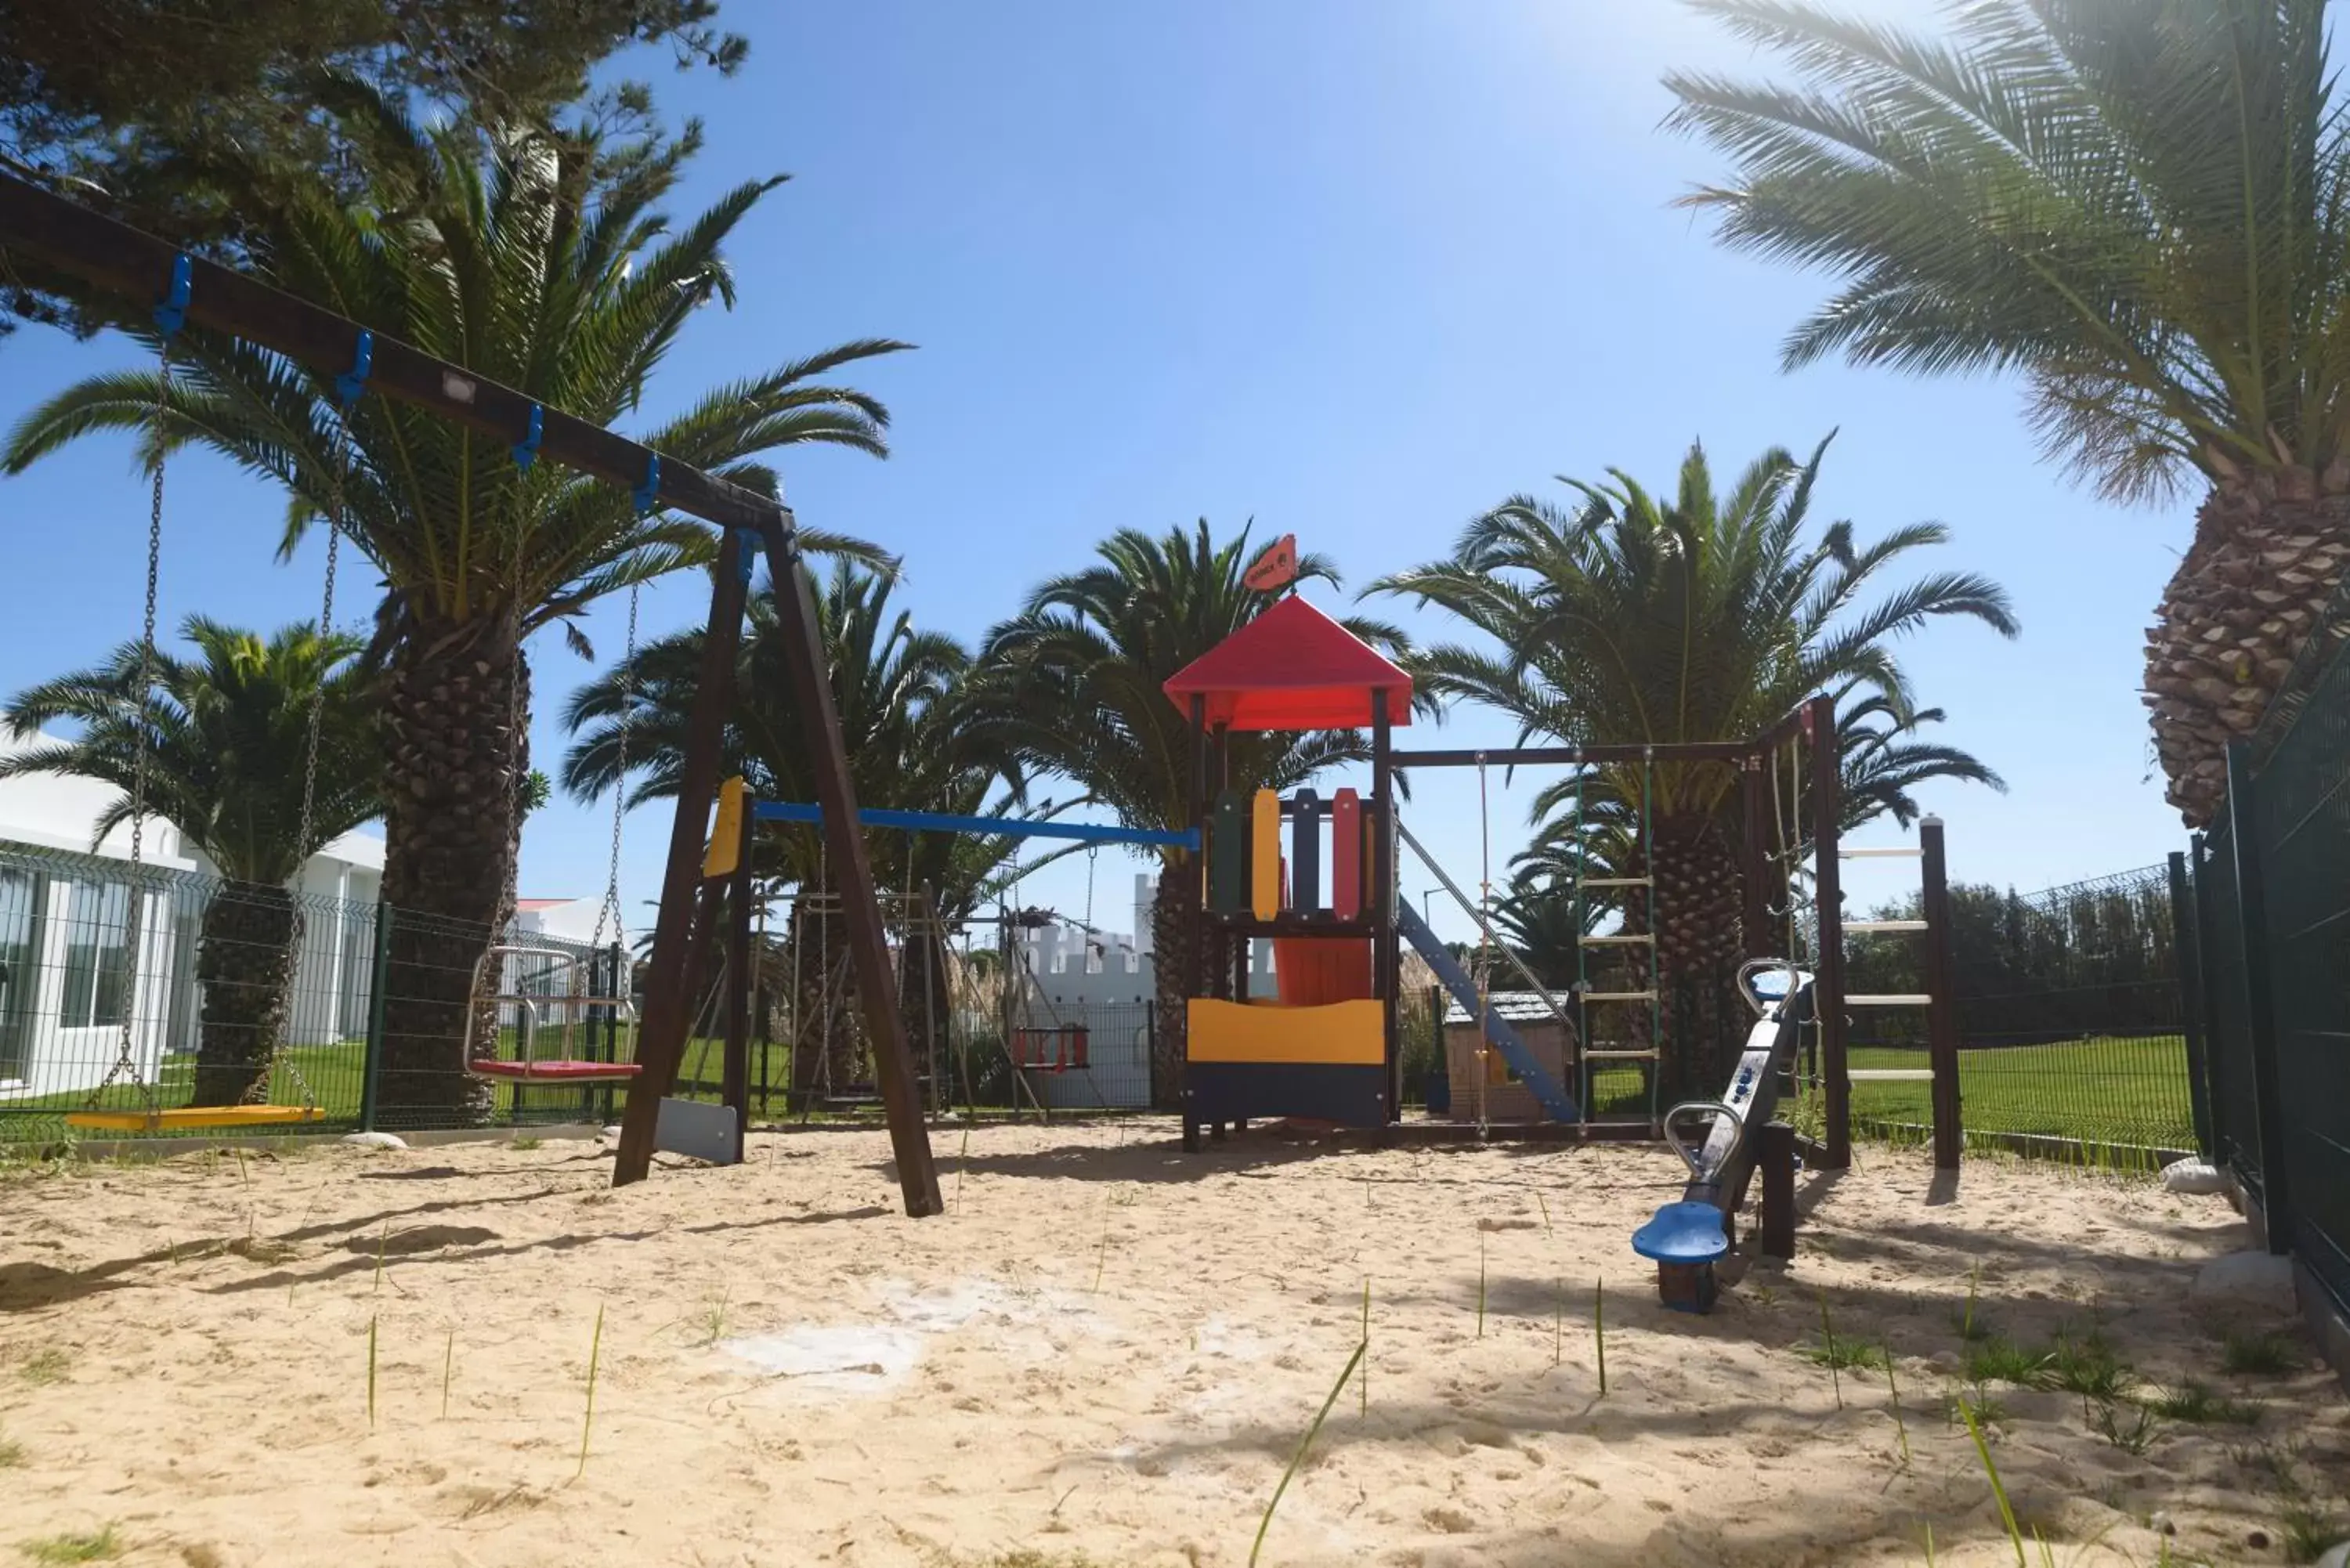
xmin=599 ymin=940 xmax=625 ymax=1125
xmin=1809 ymin=694 xmax=1850 ymax=1169
xmin=2168 ymin=845 xmax=2214 ymax=1158
xmin=2224 ymin=741 xmax=2294 ymax=1254
xmin=721 ymin=811 xmax=754 ymax=1159
xmin=1920 ymin=817 xmax=1961 ymax=1171
xmin=757 ymin=973 xmax=772 ymax=1115
xmin=358 ymin=902 xmax=393 ymax=1133
xmin=1758 ymin=1119 xmax=1796 ymax=1259
xmin=2189 ymin=834 xmax=2230 ymax=1162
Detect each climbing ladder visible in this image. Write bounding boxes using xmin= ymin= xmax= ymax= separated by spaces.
xmin=1574 ymin=755 xmax=1664 ymax=1131
xmin=1835 ymin=825 xmax=1943 ymax=1088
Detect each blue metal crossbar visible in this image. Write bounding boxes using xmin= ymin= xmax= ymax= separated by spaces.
xmin=750 ymin=800 xmax=1199 ymax=851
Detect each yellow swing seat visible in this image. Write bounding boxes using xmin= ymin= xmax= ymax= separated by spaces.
xmin=65 ymin=1104 xmax=327 ymax=1133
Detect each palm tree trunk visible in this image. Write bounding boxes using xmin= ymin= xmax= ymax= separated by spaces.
xmin=375 ymin=613 xmax=526 ymax=1127
xmin=1148 ymin=859 xmax=1196 ymax=1111
xmin=1650 ymin=817 xmax=1745 ymax=1104
xmin=192 ymin=880 xmax=297 ymax=1107
xmin=2145 ymin=468 xmax=2350 ymax=826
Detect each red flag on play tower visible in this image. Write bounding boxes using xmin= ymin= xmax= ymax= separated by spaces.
xmin=1243 ymin=533 xmax=1298 ymax=594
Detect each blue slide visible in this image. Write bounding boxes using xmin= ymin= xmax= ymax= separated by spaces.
xmin=1397 ymin=902 xmax=1579 ymax=1121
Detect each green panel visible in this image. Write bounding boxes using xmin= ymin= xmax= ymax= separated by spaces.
xmin=1207 ymin=788 xmax=1250 ymax=916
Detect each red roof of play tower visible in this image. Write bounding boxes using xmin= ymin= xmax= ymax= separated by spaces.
xmin=1162 ymin=594 xmax=1414 ymax=732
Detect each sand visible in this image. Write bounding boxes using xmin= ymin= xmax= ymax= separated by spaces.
xmin=2 ymin=1119 xmax=2345 ymax=1568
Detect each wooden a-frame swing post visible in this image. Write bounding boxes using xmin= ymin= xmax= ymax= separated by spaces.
xmin=611 ymin=511 xmax=944 ymax=1215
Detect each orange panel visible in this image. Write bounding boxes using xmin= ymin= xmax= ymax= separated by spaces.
xmin=1185 ymin=998 xmax=1385 ymax=1064
xmin=1251 ymin=789 xmax=1282 ymax=918
xmin=66 ymin=1104 xmax=326 ymax=1133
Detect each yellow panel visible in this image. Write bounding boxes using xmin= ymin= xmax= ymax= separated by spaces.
xmin=1251 ymin=789 xmax=1281 ymax=919
xmin=1187 ymin=998 xmax=1385 ymax=1064
xmin=703 ymin=775 xmax=749 ymax=878
xmin=66 ymin=1105 xmax=326 ymax=1133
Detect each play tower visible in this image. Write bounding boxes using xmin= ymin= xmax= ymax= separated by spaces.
xmin=1162 ymin=591 xmax=1414 ymax=1150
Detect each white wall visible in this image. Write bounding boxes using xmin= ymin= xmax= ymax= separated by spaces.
xmin=1010 ymin=873 xmax=1277 ymax=1111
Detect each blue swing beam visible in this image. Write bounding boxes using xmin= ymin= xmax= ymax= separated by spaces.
xmin=750 ymin=800 xmax=1200 ymax=852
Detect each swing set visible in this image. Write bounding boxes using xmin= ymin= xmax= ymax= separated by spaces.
xmin=461 ymin=582 xmax=645 ymax=1089
xmin=2 ymin=174 xmax=945 ymax=1212
xmin=66 ymin=258 xmax=349 ymax=1134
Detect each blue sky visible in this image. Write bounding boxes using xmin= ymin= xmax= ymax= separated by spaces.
xmin=0 ymin=1 xmax=2188 ymax=942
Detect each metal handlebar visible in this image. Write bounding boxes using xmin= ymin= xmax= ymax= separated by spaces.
xmin=1662 ymin=1098 xmax=1743 ymax=1182
xmin=1737 ymin=958 xmax=1805 ymax=1019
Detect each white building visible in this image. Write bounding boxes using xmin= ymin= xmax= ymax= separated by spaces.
xmin=513 ymin=897 xmax=627 ymax=949
xmin=0 ymin=724 xmax=385 ymax=1099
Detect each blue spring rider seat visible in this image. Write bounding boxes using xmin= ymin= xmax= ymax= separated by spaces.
xmin=1632 ymin=1200 xmax=1730 ymax=1265
xmin=1632 ymin=1201 xmax=1729 ymax=1314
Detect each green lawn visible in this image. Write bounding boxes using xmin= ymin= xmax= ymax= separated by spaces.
xmin=1838 ymin=1034 xmax=2196 ymax=1157
xmin=5 ymin=1030 xmax=2200 ymax=1159
xmin=1581 ymin=1033 xmax=2196 ymax=1158
xmin=2 ymin=1041 xmax=371 ymax=1130
xmin=0 ymin=1033 xmax=656 ymax=1142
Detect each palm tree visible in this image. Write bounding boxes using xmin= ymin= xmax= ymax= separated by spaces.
xmin=971 ymin=521 xmax=1412 ymax=1106
xmin=1372 ymin=436 xmax=2015 ymax=1089
xmin=564 ymin=559 xmax=1021 ymax=914
xmin=1664 ymin=0 xmax=2350 ymax=826
xmin=1486 ymin=880 xmax=1601 ymax=992
xmin=564 ymin=560 xmax=1021 ymax=1093
xmin=2 ymin=95 xmax=903 ymax=1118
xmin=2 ymin=618 xmax=379 ymax=1104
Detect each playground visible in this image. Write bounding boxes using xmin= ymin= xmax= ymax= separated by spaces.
xmin=3 ymin=57 xmax=2350 ymax=1568
xmin=2 ymin=1122 xmax=2338 ymax=1568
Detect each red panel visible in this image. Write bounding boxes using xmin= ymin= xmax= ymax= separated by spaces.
xmin=1272 ymin=937 xmax=1375 ymax=1006
xmin=1332 ymin=789 xmax=1361 ymax=917
xmin=468 ymin=1060 xmax=642 ymax=1082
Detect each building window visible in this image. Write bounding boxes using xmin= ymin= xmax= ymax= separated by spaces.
xmin=60 ymin=880 xmax=132 ymax=1029
xmin=0 ymin=866 xmax=46 ymax=1081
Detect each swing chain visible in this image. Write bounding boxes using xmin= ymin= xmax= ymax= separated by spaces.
xmin=244 ymin=349 xmax=368 ymax=1107
xmin=589 ymin=583 xmax=640 ymax=959
xmin=1081 ymin=844 xmax=1098 ymax=969
xmin=244 ymin=407 xmax=350 ymax=1109
xmin=88 ymin=351 xmax=177 ymax=1111
xmin=1473 ymin=754 xmax=1495 ymax=1129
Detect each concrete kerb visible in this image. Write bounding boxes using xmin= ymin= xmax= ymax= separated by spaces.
xmin=16 ymin=1123 xmax=606 ymax=1165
